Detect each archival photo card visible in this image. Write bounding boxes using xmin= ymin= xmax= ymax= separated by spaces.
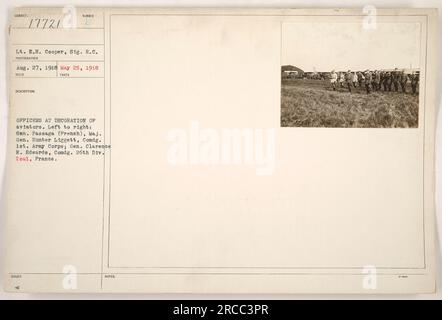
xmin=4 ymin=8 xmax=438 ymax=294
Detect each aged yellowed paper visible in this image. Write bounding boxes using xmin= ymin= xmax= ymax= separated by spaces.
xmin=3 ymin=7 xmax=438 ymax=293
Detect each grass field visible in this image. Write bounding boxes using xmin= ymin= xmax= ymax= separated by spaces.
xmin=281 ymin=79 xmax=419 ymax=128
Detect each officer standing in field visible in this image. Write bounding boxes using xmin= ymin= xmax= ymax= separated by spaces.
xmin=370 ymin=70 xmax=375 ymax=91
xmin=392 ymin=68 xmax=400 ymax=92
xmin=411 ymin=72 xmax=419 ymax=95
xmin=373 ymin=71 xmax=377 ymax=91
xmin=381 ymin=71 xmax=389 ymax=91
xmin=345 ymin=70 xmax=353 ymax=92
xmin=385 ymin=71 xmax=393 ymax=91
xmin=357 ymin=71 xmax=365 ymax=87
xmin=379 ymin=71 xmax=385 ymax=91
xmin=330 ymin=69 xmax=338 ymax=91
xmin=352 ymin=71 xmax=358 ymax=87
xmin=400 ymin=70 xmax=409 ymax=93
xmin=371 ymin=70 xmax=376 ymax=91
xmin=339 ymin=72 xmax=345 ymax=87
xmin=364 ymin=70 xmax=372 ymax=94
xmin=373 ymin=70 xmax=381 ymax=91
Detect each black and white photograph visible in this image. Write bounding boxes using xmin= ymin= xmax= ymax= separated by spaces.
xmin=281 ymin=22 xmax=421 ymax=128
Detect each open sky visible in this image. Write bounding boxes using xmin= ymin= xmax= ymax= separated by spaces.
xmin=281 ymin=22 xmax=421 ymax=72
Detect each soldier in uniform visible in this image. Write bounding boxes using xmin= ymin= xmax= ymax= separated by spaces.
xmin=371 ymin=70 xmax=376 ymax=91
xmin=373 ymin=70 xmax=381 ymax=91
xmin=330 ymin=69 xmax=338 ymax=91
xmin=385 ymin=71 xmax=393 ymax=91
xmin=411 ymin=72 xmax=419 ymax=95
xmin=381 ymin=71 xmax=388 ymax=91
xmin=345 ymin=70 xmax=353 ymax=92
xmin=352 ymin=71 xmax=358 ymax=87
xmin=364 ymin=70 xmax=372 ymax=94
xmin=339 ymin=72 xmax=345 ymax=88
xmin=392 ymin=68 xmax=400 ymax=92
xmin=357 ymin=71 xmax=365 ymax=87
xmin=400 ymin=70 xmax=409 ymax=93
xmin=379 ymin=71 xmax=385 ymax=91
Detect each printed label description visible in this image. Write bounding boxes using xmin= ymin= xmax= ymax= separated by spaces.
xmin=15 ymin=117 xmax=109 ymax=162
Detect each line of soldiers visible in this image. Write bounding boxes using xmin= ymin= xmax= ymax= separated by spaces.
xmin=330 ymin=68 xmax=419 ymax=95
